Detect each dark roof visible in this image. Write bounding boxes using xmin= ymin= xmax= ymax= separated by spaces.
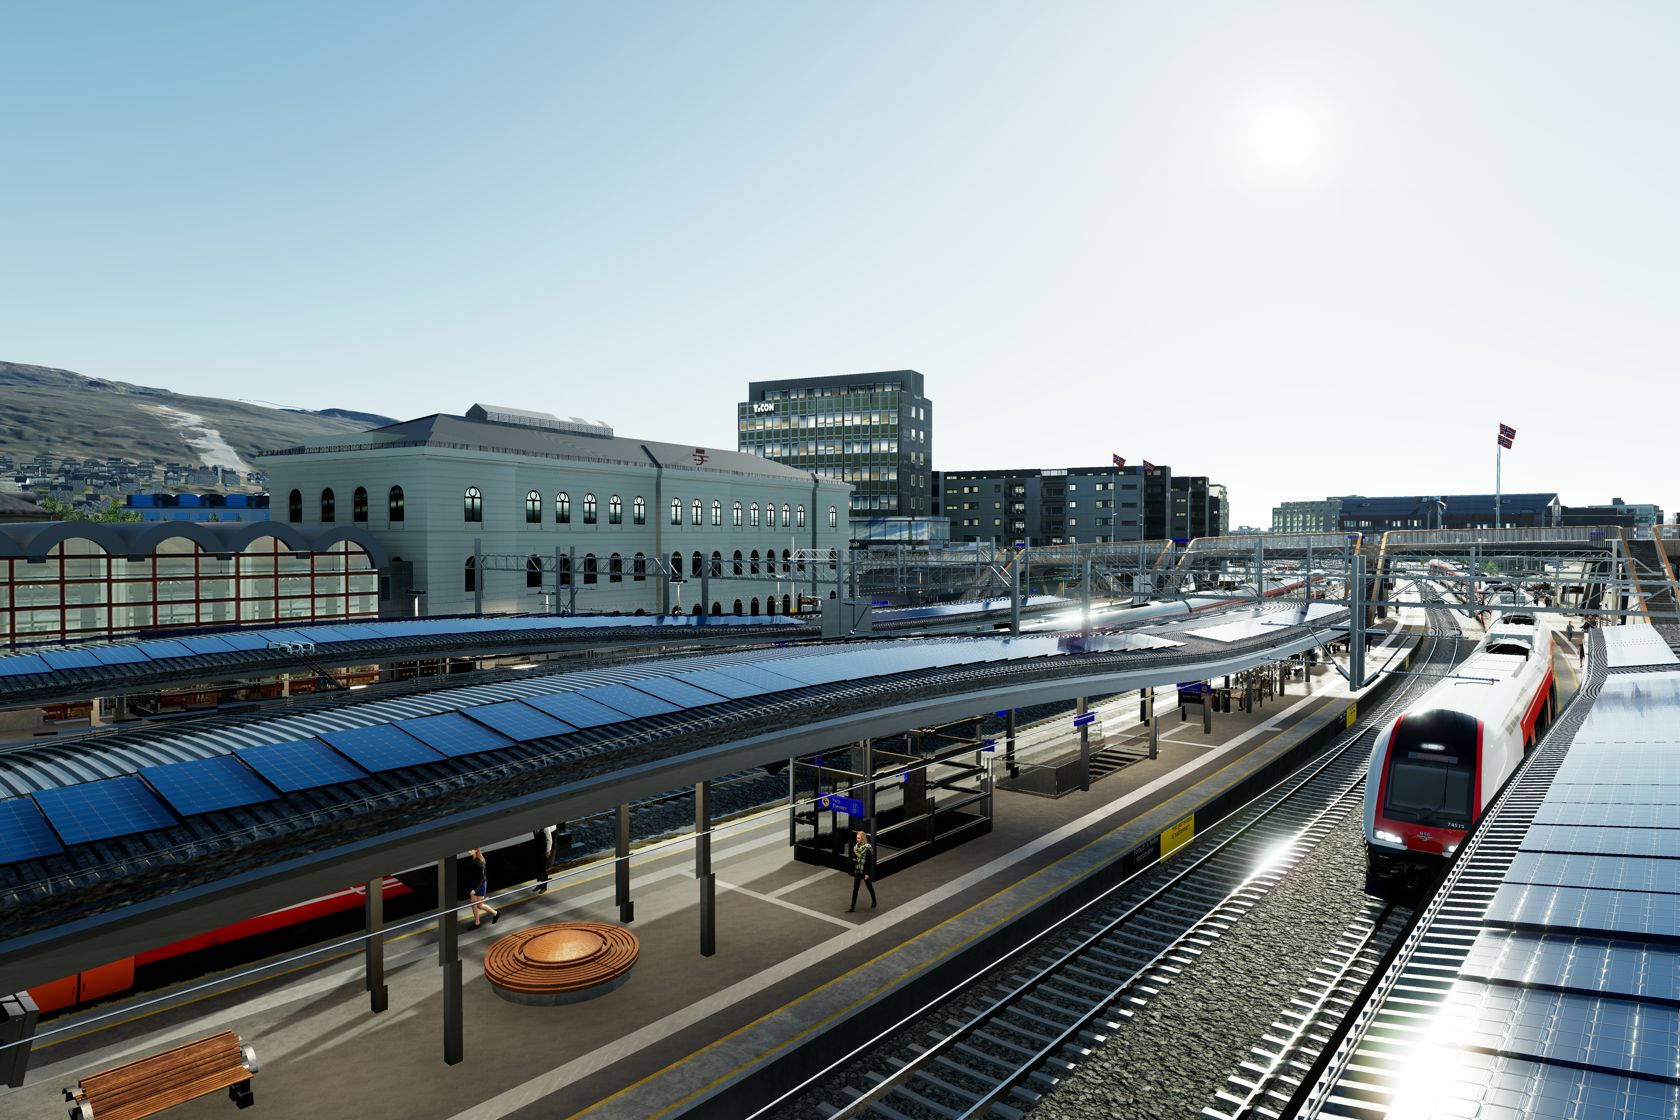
xmin=0 ymin=491 xmax=49 ymax=521
xmin=748 ymin=370 xmax=926 ymax=397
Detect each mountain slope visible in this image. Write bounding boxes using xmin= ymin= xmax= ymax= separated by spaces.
xmin=0 ymin=362 xmax=396 ymax=470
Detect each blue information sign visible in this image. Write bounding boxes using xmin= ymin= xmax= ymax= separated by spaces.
xmin=818 ymin=793 xmax=867 ymax=817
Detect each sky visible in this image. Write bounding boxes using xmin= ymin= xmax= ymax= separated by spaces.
xmin=3 ymin=1 xmax=1675 ymax=528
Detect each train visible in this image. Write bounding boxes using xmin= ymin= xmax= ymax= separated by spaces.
xmin=1362 ymin=607 xmax=1557 ymax=875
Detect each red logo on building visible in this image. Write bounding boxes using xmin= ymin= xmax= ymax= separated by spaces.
xmin=693 ymin=448 xmax=709 ymax=466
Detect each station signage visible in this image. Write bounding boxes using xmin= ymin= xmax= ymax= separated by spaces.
xmin=819 ymin=793 xmax=867 ymax=818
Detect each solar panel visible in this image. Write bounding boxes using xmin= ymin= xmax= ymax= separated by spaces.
xmin=1506 ymin=851 xmax=1679 ymax=896
xmin=320 ymin=725 xmax=443 ymax=772
xmin=180 ymin=636 xmax=237 ymax=655
xmin=0 ymin=797 xmax=66 ymax=864
xmin=668 ymin=669 xmax=761 ymax=701
xmin=1486 ymin=882 xmax=1680 ymax=939
xmin=624 ymin=676 xmax=731 ymax=708
xmin=34 ymin=776 xmax=181 ymax=845
xmin=522 ymin=691 xmax=631 ymax=729
xmin=141 ymin=755 xmax=282 ymax=815
xmin=0 ymin=655 xmax=49 ymax=678
xmin=213 ymin=632 xmax=278 ymax=652
xmin=139 ymin=639 xmax=195 ymax=661
xmin=579 ymin=684 xmax=680 ymax=718
xmin=40 ymin=648 xmax=100 ymax=671
xmin=240 ymin=739 xmax=370 ymax=792
xmin=461 ymin=701 xmax=574 ymax=742
xmin=705 ymin=663 xmax=809 ymax=692
xmin=88 ymin=645 xmax=151 ymax=666
xmin=754 ymin=657 xmax=853 ymax=686
xmin=397 ymin=712 xmax=513 ymax=758
xmin=1535 ymin=802 xmax=1678 ymax=829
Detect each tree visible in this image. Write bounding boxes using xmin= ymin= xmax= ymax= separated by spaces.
xmin=38 ymin=497 xmax=143 ymax=523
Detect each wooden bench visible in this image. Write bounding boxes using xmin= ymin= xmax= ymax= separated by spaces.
xmin=64 ymin=1031 xmax=258 ymax=1120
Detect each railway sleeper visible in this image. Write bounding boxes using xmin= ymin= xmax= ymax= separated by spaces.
xmin=971 ymin=1027 xmax=1042 ymax=1059
xmin=953 ymin=1040 xmax=1021 ymax=1070
xmin=891 ymin=1081 xmax=963 ymax=1117
xmin=932 ymin=1053 xmax=1001 ymax=1089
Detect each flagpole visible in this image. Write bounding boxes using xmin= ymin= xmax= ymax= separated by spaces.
xmin=1496 ymin=441 xmax=1502 ymax=530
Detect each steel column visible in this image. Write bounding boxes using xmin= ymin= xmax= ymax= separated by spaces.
xmin=615 ymin=804 xmax=634 ymax=923
xmin=0 ymin=992 xmax=37 ymax=1088
xmin=1147 ymin=687 xmax=1159 ymax=760
xmin=364 ymin=877 xmax=387 ymax=1014
xmin=1077 ymin=696 xmax=1090 ymax=792
xmin=437 ymin=857 xmax=463 ymax=1065
xmin=696 ymin=780 xmax=715 ymax=956
xmin=472 ymin=538 xmax=483 ymax=616
xmin=1005 ymin=708 xmax=1018 ymax=778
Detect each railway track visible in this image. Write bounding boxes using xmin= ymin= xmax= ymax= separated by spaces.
xmin=765 ymin=600 xmax=1461 ymax=1120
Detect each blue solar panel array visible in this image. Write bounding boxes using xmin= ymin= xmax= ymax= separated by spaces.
xmin=463 ymin=701 xmax=576 ymax=742
xmin=523 ymin=692 xmax=629 ymax=729
xmin=398 ymin=713 xmax=513 ymax=758
xmin=0 ymin=798 xmax=65 ymax=863
xmin=320 ymin=725 xmax=442 ymax=772
xmin=140 ymin=756 xmax=281 ymax=816
xmin=33 ymin=777 xmax=180 ymax=846
xmin=240 ymin=739 xmax=370 ymax=792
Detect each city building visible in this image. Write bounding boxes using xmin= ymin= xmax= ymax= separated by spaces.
xmin=1271 ymin=498 xmax=1345 ymax=534
xmin=124 ymin=493 xmax=271 ymax=522
xmin=261 ymin=404 xmax=851 ymax=617
xmin=1561 ymin=499 xmax=1665 ymax=530
xmin=1335 ymin=493 xmax=1561 ymax=532
xmin=935 ymin=464 xmax=1223 ymax=545
xmin=737 ymin=371 xmax=932 ymax=523
xmin=0 ymin=521 xmax=382 ymax=646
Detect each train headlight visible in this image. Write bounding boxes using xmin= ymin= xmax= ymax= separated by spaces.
xmin=1375 ymin=829 xmax=1403 ymax=845
xmin=1445 ymin=843 xmax=1459 ymax=856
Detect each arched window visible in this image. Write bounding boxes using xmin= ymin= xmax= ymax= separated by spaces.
xmin=749 ymin=503 xmax=760 ymax=528
xmin=633 ymin=552 xmax=647 ymax=581
xmin=609 ymin=553 xmax=624 ymax=582
xmin=711 ymin=602 xmax=722 ymax=616
xmin=781 ymin=504 xmax=791 ymax=528
xmin=692 ymin=603 xmax=704 ymax=616
xmin=691 ymin=551 xmax=703 ymax=577
xmin=609 ymin=495 xmax=622 ymax=524
xmin=782 ymin=548 xmax=792 ymax=575
xmin=783 ymin=594 xmax=792 ymax=615
xmin=711 ymin=500 xmax=722 ymax=526
xmin=691 ymin=499 xmax=702 ymax=526
xmin=828 ymin=505 xmax=838 ymax=529
xmin=464 ymin=556 xmax=477 ymax=592
xmin=732 ymin=550 xmax=743 ymax=576
xmin=670 ymin=498 xmax=682 ymax=526
xmin=287 ymin=489 xmax=302 ymax=523
xmin=796 ymin=504 xmax=805 ymax=528
xmin=750 ymin=550 xmax=761 ymax=575
xmin=732 ymin=599 xmax=743 ymax=616
xmin=767 ymin=595 xmax=778 ymax=616
xmin=320 ymin=488 xmax=336 ymax=523
xmin=583 ymin=493 xmax=597 ymax=524
xmin=750 ymin=597 xmax=760 ymax=616
xmin=583 ymin=553 xmax=598 ymax=584
xmin=732 ymin=501 xmax=743 ymax=527
xmin=464 ymin=486 xmax=483 ymax=523
xmin=710 ymin=550 xmax=723 ymax=577
xmin=555 ymin=492 xmax=571 ymax=524
xmin=558 ymin=554 xmax=572 ymax=585
xmin=526 ymin=490 xmax=542 ymax=524
xmin=671 ymin=551 xmax=683 ymax=581
xmin=388 ymin=485 xmax=405 ymax=522
xmin=353 ymin=487 xmax=369 ymax=523
xmin=633 ymin=496 xmax=646 ymax=525
xmin=526 ymin=555 xmax=543 ymax=588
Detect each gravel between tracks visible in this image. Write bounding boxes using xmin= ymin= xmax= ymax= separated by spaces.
xmin=1033 ymin=811 xmax=1373 ymax=1120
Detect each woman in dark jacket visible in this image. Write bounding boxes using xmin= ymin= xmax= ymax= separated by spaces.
xmin=848 ymin=830 xmax=876 ymax=912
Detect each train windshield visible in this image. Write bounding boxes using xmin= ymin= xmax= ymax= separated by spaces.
xmin=1382 ymin=710 xmax=1478 ymax=830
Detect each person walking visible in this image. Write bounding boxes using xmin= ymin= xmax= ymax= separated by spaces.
xmin=847 ymin=830 xmax=876 ymax=913
xmin=535 ymin=826 xmax=556 ymax=894
xmin=467 ymin=847 xmax=499 ymax=928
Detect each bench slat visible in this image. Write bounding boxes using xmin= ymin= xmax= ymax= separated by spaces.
xmin=70 ymin=1031 xmax=253 ymax=1120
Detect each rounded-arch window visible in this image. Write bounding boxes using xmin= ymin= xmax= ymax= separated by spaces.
xmin=388 ymin=485 xmax=405 ymax=523
xmin=464 ymin=556 xmax=477 ymax=592
xmin=583 ymin=493 xmax=597 ymax=524
xmin=526 ymin=555 xmax=542 ymax=588
xmin=750 ymin=596 xmax=760 ymax=616
xmin=583 ymin=553 xmax=598 ymax=584
xmin=710 ymin=550 xmax=723 ymax=577
xmin=287 ymin=489 xmax=302 ymax=523
xmin=828 ymin=505 xmax=838 ymax=529
xmin=782 ymin=548 xmax=792 ymax=575
xmin=732 ymin=501 xmax=743 ymax=527
xmin=526 ymin=489 xmax=542 ymax=524
xmin=555 ymin=492 xmax=571 ymax=524
xmin=558 ymin=554 xmax=573 ymax=586
xmin=732 ymin=599 xmax=743 ymax=616
xmin=711 ymin=602 xmax=722 ymax=616
xmin=691 ymin=499 xmax=702 ymax=526
xmin=781 ymin=504 xmax=791 ymax=528
xmin=711 ymin=500 xmax=722 ymax=526
xmin=732 ymin=550 xmax=743 ymax=575
xmin=320 ymin=488 xmax=336 ymax=523
xmin=609 ymin=553 xmax=624 ymax=582
xmin=691 ymin=551 xmax=703 ymax=577
xmin=633 ymin=552 xmax=647 ymax=581
xmin=464 ymin=486 xmax=483 ymax=523
xmin=750 ymin=550 xmax=761 ymax=575
xmin=749 ymin=503 xmax=761 ymax=528
xmin=633 ymin=496 xmax=646 ymax=525
xmin=609 ymin=495 xmax=622 ymax=525
xmin=796 ymin=504 xmax=806 ymax=528
xmin=352 ymin=487 xmax=368 ymax=523
xmin=670 ymin=551 xmax=683 ymax=581
xmin=670 ymin=498 xmax=682 ymax=525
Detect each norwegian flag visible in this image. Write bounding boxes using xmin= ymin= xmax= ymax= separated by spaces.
xmin=1112 ymin=453 xmax=1126 ymax=468
xmin=1142 ymin=460 xmax=1156 ymax=472
xmin=1499 ymin=423 xmax=1516 ymax=438
xmin=1498 ymin=436 xmax=1513 ymax=449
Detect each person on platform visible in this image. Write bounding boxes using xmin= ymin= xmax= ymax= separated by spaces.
xmin=847 ymin=830 xmax=876 ymax=913
xmin=467 ymin=847 xmax=499 ymax=928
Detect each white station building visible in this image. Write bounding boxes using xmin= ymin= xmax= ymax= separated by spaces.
xmin=258 ymin=405 xmax=852 ymax=618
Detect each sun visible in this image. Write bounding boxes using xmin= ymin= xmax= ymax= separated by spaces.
xmin=1237 ymin=99 xmax=1335 ymax=184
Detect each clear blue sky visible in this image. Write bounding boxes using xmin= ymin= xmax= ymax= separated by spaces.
xmin=3 ymin=1 xmax=1675 ymax=527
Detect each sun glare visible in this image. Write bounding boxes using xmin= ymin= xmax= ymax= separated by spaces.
xmin=1237 ymin=98 xmax=1336 ymax=184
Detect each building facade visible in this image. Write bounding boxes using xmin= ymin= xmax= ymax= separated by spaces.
xmin=1561 ymin=499 xmax=1665 ymax=530
xmin=124 ymin=493 xmax=271 ymax=522
xmin=261 ymin=405 xmax=852 ymax=618
xmin=0 ymin=521 xmax=382 ymax=646
xmin=935 ymin=465 xmax=1222 ymax=545
xmin=738 ymin=371 xmax=932 ymax=521
xmin=1335 ymin=493 xmax=1561 ymax=532
xmin=1271 ymin=498 xmax=1345 ymax=534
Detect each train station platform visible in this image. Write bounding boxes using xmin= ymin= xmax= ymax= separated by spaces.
xmin=0 ymin=624 xmax=1411 ymax=1120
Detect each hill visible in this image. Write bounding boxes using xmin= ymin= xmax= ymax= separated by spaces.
xmin=0 ymin=362 xmax=396 ymax=474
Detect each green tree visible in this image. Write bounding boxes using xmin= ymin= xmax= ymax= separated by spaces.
xmin=38 ymin=497 xmax=144 ymax=523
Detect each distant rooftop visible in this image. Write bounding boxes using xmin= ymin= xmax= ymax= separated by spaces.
xmin=464 ymin=403 xmax=613 ymax=439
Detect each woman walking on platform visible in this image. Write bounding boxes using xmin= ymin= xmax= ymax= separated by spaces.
xmin=847 ymin=830 xmax=876 ymax=913
xmin=468 ymin=847 xmax=499 ymax=928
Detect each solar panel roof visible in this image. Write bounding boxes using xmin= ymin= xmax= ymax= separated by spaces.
xmin=522 ymin=692 xmax=631 ymax=729
xmin=88 ymin=645 xmax=151 ymax=666
xmin=396 ymin=712 xmax=513 ymax=758
xmin=0 ymin=797 xmax=66 ymax=864
xmin=141 ymin=755 xmax=282 ymax=816
xmin=34 ymin=777 xmax=180 ymax=846
xmin=667 ymin=669 xmax=761 ymax=701
xmin=140 ymin=639 xmax=196 ymax=660
xmin=0 ymin=655 xmax=48 ymax=678
xmin=239 ymin=739 xmax=370 ymax=792
xmin=705 ymin=663 xmax=809 ymax=692
xmin=319 ymin=725 xmax=443 ymax=772
xmin=460 ymin=701 xmax=575 ymax=742
xmin=577 ymin=683 xmax=680 ymax=719
xmin=179 ymin=636 xmax=238 ymax=655
xmin=40 ymin=648 xmax=100 ymax=671
xmin=625 ymin=675 xmax=732 ymax=708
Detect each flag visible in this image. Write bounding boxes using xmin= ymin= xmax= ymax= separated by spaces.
xmin=1112 ymin=453 xmax=1126 ymax=468
xmin=1499 ymin=423 xmax=1516 ymax=439
xmin=1498 ymin=436 xmax=1513 ymax=449
xmin=1142 ymin=460 xmax=1156 ymax=472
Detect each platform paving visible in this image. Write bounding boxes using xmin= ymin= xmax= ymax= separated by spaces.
xmin=0 ymin=629 xmax=1399 ymax=1120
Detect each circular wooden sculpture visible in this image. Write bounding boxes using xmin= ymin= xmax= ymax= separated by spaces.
xmin=484 ymin=922 xmax=640 ymax=1006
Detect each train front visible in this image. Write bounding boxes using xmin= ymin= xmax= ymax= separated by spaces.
xmin=1362 ymin=707 xmax=1479 ymax=875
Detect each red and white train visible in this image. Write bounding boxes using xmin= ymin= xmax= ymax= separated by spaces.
xmin=1362 ymin=607 xmax=1558 ymax=874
